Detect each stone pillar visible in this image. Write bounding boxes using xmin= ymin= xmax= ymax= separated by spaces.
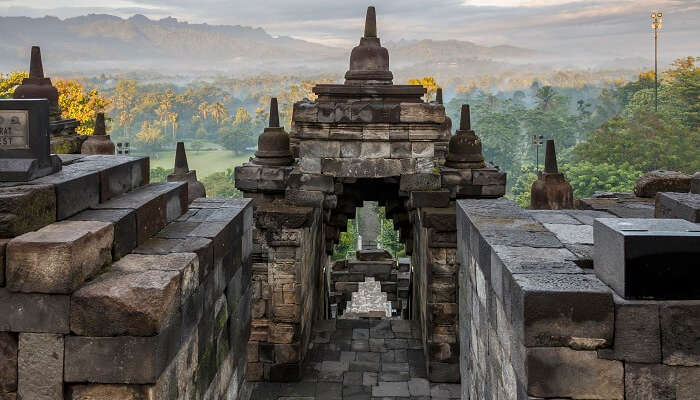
xmin=166 ymin=141 xmax=205 ymax=204
xmin=358 ymin=201 xmax=379 ymax=250
xmin=530 ymin=139 xmax=573 ymax=209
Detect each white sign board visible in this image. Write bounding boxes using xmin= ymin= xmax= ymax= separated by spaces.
xmin=0 ymin=110 xmax=29 ymax=149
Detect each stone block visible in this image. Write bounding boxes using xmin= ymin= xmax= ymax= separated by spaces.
xmin=0 ymin=184 xmax=56 ymax=239
xmin=655 ymin=192 xmax=700 ymax=222
xmin=69 ymin=208 xmax=137 ymax=259
xmin=71 ymin=253 xmax=198 ymax=336
xmin=0 ymin=332 xmax=17 ymax=393
xmin=421 ymin=207 xmax=456 ymax=231
xmin=624 ymin=363 xmax=700 ymax=400
xmin=634 ymin=170 xmax=691 ymax=197
xmin=6 ymin=220 xmax=113 ymax=294
xmin=409 ymin=190 xmax=450 ymax=208
xmin=65 ymin=384 xmax=151 ymax=400
xmin=400 ymin=174 xmax=441 ymax=192
xmin=527 ymin=347 xmax=623 ymax=399
xmin=593 ymin=218 xmax=700 ymax=299
xmin=363 ymin=124 xmax=391 ymax=141
xmin=543 ymin=223 xmax=593 ymax=245
xmin=400 ymin=103 xmax=445 ymax=124
xmin=510 ymin=273 xmax=613 ymax=348
xmin=17 ymin=333 xmax=64 ymax=400
xmin=0 ymin=288 xmax=70 ymax=333
xmin=604 ymin=296 xmax=661 ymax=363
xmin=660 ymin=303 xmax=700 ymax=366
xmin=33 ymin=162 xmax=100 ymax=220
xmin=356 ymin=249 xmax=392 ymax=261
xmin=95 ymin=182 xmax=187 ymax=244
xmin=293 ymin=101 xmax=318 ymax=122
xmin=64 ymin=334 xmax=171 ymax=384
xmin=390 ymin=142 xmax=411 ymax=159
xmin=412 ymin=142 xmax=434 ymax=158
xmin=329 ymin=125 xmax=362 ymax=140
xmin=285 ymin=188 xmax=324 ymax=207
xmin=299 ymin=141 xmax=340 ymax=158
xmin=360 ymin=141 xmax=390 ymax=158
xmin=338 ymin=141 xmax=361 ymax=158
xmin=408 ymin=126 xmax=443 ymax=141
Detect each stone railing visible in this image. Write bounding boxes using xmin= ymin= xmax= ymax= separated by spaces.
xmin=456 ymin=198 xmax=699 ymax=400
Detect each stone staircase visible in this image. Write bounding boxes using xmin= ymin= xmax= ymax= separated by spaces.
xmin=331 ymin=250 xmax=410 ymax=318
xmin=0 ymin=154 xmax=252 ymax=400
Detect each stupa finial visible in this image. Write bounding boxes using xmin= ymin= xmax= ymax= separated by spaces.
xmin=174 ymin=142 xmax=190 ymax=174
xmin=436 ymin=88 xmax=443 ymax=104
xmin=269 ymin=97 xmax=280 ymax=128
xmin=93 ymin=113 xmax=106 ymax=136
xmin=29 ymin=46 xmax=45 ymax=79
xmin=544 ymin=139 xmax=558 ymax=174
xmin=459 ymin=104 xmax=471 ymax=131
xmin=364 ymin=6 xmax=377 ymax=38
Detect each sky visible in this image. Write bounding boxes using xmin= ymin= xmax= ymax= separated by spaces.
xmin=1 ymin=0 xmax=698 ymax=63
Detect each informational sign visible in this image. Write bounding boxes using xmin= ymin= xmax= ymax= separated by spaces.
xmin=0 ymin=110 xmax=29 ymax=149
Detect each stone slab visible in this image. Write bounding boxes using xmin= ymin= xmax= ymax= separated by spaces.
xmin=17 ymin=333 xmax=64 ymax=400
xmin=655 ymin=191 xmax=700 ymax=222
xmin=0 ymin=288 xmax=69 ymax=333
xmin=69 ymin=208 xmax=137 ymax=259
xmin=0 ymin=332 xmax=17 ymax=393
xmin=6 ymin=220 xmax=113 ymax=294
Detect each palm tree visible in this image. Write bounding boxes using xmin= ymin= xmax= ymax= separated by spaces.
xmin=168 ymin=112 xmax=179 ymax=140
xmin=535 ymin=86 xmax=557 ymax=111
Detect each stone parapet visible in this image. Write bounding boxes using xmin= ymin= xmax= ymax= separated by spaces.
xmin=0 ymin=159 xmax=253 ymax=400
xmin=457 ymin=198 xmax=700 ymax=400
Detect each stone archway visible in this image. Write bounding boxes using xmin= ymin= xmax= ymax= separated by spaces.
xmin=235 ymin=6 xmax=506 ymax=385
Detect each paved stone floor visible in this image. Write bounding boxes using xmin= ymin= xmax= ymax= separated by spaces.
xmin=249 ymin=319 xmax=461 ymax=399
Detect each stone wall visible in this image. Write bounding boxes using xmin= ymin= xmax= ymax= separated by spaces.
xmin=456 ymin=198 xmax=700 ymax=400
xmin=410 ymin=205 xmax=460 ymax=383
xmin=247 ymin=201 xmax=325 ymax=382
xmin=0 ymin=155 xmax=252 ymax=400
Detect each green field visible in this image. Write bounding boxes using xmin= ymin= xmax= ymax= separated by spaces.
xmin=146 ymin=149 xmax=253 ymax=178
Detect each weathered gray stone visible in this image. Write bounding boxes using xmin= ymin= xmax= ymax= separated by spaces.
xmin=64 ymin=334 xmax=169 ymax=384
xmin=18 ymin=333 xmax=63 ymax=400
xmin=543 ymin=223 xmax=594 ymax=245
xmin=65 ymin=384 xmax=151 ymax=400
xmin=71 ymin=253 xmax=198 ymax=336
xmin=400 ymin=173 xmax=441 ymax=191
xmin=69 ymin=208 xmax=137 ymax=259
xmin=603 ymin=296 xmax=661 ymax=363
xmin=0 ymin=184 xmax=55 ymax=239
xmin=6 ymin=220 xmax=113 ymax=293
xmin=510 ymin=273 xmax=613 ymax=348
xmin=624 ymin=363 xmax=700 ymax=400
xmin=0 ymin=332 xmax=18 ymax=393
xmin=655 ymin=191 xmax=700 ymax=222
xmin=660 ymin=303 xmax=700 ymax=366
xmin=527 ymin=347 xmax=623 ymax=399
xmin=0 ymin=288 xmax=69 ymax=333
xmin=634 ymin=170 xmax=691 ymax=197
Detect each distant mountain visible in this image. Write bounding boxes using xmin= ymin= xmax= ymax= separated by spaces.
xmin=0 ymin=14 xmax=535 ymax=75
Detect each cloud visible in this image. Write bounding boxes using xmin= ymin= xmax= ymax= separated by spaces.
xmin=2 ymin=0 xmax=698 ymax=61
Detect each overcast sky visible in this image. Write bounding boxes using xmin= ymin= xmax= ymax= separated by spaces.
xmin=1 ymin=0 xmax=698 ymax=62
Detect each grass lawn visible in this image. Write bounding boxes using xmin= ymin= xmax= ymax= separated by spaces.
xmin=146 ymin=149 xmax=253 ymax=178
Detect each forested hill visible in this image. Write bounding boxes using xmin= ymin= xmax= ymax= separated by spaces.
xmin=0 ymin=14 xmax=534 ymax=74
xmin=0 ymin=14 xmax=343 ymax=72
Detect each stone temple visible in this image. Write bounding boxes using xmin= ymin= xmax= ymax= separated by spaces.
xmin=0 ymin=6 xmax=698 ymax=400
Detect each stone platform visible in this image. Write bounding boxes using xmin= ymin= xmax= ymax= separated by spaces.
xmin=248 ymin=319 xmax=461 ymax=399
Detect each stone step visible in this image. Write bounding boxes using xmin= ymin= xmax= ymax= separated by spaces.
xmin=346 ymin=260 xmax=395 ymax=274
xmin=331 ymin=270 xmax=394 ymax=283
xmin=0 ymin=155 xmax=149 ymax=239
xmin=85 ymin=181 xmax=188 ymax=248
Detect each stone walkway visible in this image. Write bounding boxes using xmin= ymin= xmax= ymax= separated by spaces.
xmin=249 ymin=319 xmax=461 ymax=399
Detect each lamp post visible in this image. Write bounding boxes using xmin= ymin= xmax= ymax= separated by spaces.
xmin=532 ymin=134 xmax=544 ymax=173
xmin=651 ymin=12 xmax=663 ymax=112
